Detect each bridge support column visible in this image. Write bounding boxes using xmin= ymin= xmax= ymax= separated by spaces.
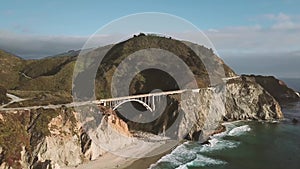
xmin=152 ymin=95 xmax=155 ymax=111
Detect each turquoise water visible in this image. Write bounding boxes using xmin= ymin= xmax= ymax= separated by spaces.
xmin=150 ymin=102 xmax=300 ymax=169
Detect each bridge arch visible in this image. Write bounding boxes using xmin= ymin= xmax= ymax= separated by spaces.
xmin=112 ymin=99 xmax=153 ymax=112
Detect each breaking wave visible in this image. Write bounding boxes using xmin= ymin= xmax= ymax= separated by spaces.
xmin=228 ymin=125 xmax=251 ymax=136
xmin=149 ymin=123 xmax=251 ymax=169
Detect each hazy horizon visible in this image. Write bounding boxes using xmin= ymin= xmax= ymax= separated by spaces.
xmin=1 ymin=0 xmax=299 ymax=78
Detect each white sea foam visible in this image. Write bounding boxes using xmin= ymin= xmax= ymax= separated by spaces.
xmin=149 ymin=142 xmax=196 ymax=168
xmin=175 ymin=154 xmax=226 ymax=169
xmin=150 ymin=124 xmax=251 ymax=169
xmin=228 ymin=125 xmax=251 ymax=136
xmin=200 ymin=138 xmax=239 ymax=152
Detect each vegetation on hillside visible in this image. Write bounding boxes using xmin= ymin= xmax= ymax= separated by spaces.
xmin=1 ymin=34 xmax=235 ymax=105
xmin=75 ymin=34 xmax=231 ymax=99
xmin=0 ymin=50 xmax=25 ymax=89
xmin=0 ymin=86 xmax=9 ymax=104
xmin=0 ymin=107 xmax=77 ymax=168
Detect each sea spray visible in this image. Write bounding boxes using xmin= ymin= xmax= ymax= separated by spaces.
xmin=149 ymin=122 xmax=252 ymax=169
xmin=228 ymin=125 xmax=251 ymax=136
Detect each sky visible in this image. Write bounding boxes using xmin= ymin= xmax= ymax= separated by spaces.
xmin=0 ymin=0 xmax=300 ymax=78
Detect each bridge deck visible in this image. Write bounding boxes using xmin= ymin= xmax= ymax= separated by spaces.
xmin=94 ymin=89 xmax=201 ymax=103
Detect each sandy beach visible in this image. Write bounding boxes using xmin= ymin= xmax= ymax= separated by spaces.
xmin=63 ymin=140 xmax=177 ymax=169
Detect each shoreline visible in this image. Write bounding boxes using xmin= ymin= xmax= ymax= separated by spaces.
xmin=123 ymin=141 xmax=176 ymax=169
xmin=62 ymin=140 xmax=177 ymax=169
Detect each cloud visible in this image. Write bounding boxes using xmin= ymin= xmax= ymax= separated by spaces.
xmin=263 ymin=12 xmax=290 ymax=22
xmin=261 ymin=12 xmax=300 ymax=30
xmin=201 ymin=13 xmax=300 ymax=78
xmin=206 ymin=27 xmax=300 ymax=54
xmin=0 ymin=31 xmax=124 ymax=59
xmin=0 ymin=12 xmax=299 ymax=77
xmin=0 ymin=31 xmax=86 ymax=58
xmin=203 ymin=13 xmax=300 ymax=56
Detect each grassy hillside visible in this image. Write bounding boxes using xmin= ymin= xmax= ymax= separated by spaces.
xmin=18 ymin=61 xmax=75 ymax=92
xmin=0 ymin=49 xmax=76 ymax=92
xmin=76 ymin=34 xmax=234 ymax=99
xmin=0 ymin=50 xmax=25 ymax=89
xmin=0 ymin=49 xmax=76 ymax=105
xmin=0 ymin=85 xmax=9 ymax=104
xmin=1 ymin=35 xmax=236 ymax=105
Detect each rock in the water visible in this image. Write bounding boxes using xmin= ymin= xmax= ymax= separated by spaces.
xmin=292 ymin=118 xmax=298 ymax=124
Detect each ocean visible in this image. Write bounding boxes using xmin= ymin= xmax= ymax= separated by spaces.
xmin=149 ymin=79 xmax=300 ymax=169
xmin=280 ymin=78 xmax=300 ymax=92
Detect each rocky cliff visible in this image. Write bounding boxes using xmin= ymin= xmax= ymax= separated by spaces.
xmin=244 ymin=75 xmax=300 ymax=104
xmin=0 ymin=78 xmax=284 ymax=169
xmin=143 ymin=75 xmax=283 ymax=141
xmin=0 ymin=106 xmax=133 ymax=169
xmin=0 ymin=35 xmax=290 ymax=169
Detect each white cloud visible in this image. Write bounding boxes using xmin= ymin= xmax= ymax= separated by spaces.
xmin=200 ymin=13 xmax=300 ymax=78
xmin=0 ymin=31 xmax=124 ymax=58
xmin=200 ymin=13 xmax=300 ymax=57
xmin=261 ymin=12 xmax=300 ymax=30
xmin=263 ymin=12 xmax=290 ymax=22
xmin=207 ymin=29 xmax=219 ymax=33
xmin=0 ymin=13 xmax=299 ymax=77
xmin=205 ymin=25 xmax=300 ymax=55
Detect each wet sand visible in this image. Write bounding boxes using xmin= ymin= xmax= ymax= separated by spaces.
xmin=63 ymin=140 xmax=177 ymax=169
xmin=123 ymin=141 xmax=176 ymax=169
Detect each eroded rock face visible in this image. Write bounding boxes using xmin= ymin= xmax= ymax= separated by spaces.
xmin=0 ymin=74 xmax=286 ymax=169
xmin=244 ymin=75 xmax=300 ymax=104
xmin=0 ymin=106 xmax=133 ymax=169
xmin=225 ymin=76 xmax=283 ymax=120
xmin=125 ymin=76 xmax=283 ymax=142
xmin=179 ymin=76 xmax=283 ymax=141
xmin=33 ymin=114 xmax=82 ymax=168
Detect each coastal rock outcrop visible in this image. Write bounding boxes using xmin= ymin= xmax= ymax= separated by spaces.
xmin=179 ymin=76 xmax=283 ymax=141
xmin=245 ymin=75 xmax=300 ymax=104
xmin=0 ymin=35 xmax=292 ymax=169
xmin=0 ymin=106 xmax=132 ymax=169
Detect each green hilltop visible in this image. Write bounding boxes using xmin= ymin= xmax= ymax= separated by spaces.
xmin=0 ymin=34 xmax=235 ymax=106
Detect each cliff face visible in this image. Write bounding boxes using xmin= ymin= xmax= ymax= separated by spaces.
xmin=178 ymin=76 xmax=283 ymax=141
xmin=0 ymin=107 xmax=132 ymax=169
xmin=0 ymin=77 xmax=284 ymax=169
xmin=245 ymin=75 xmax=300 ymax=104
xmin=0 ymin=35 xmax=290 ymax=168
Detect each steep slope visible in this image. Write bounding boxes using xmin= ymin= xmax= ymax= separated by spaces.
xmin=0 ymin=35 xmax=290 ymax=169
xmin=0 ymin=86 xmax=9 ymax=104
xmin=245 ymin=75 xmax=300 ymax=104
xmin=0 ymin=49 xmax=77 ymax=93
xmin=18 ymin=61 xmax=75 ymax=92
xmin=74 ymin=35 xmax=236 ymax=99
xmin=22 ymin=55 xmax=75 ymax=79
xmin=0 ymin=50 xmax=24 ymax=89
